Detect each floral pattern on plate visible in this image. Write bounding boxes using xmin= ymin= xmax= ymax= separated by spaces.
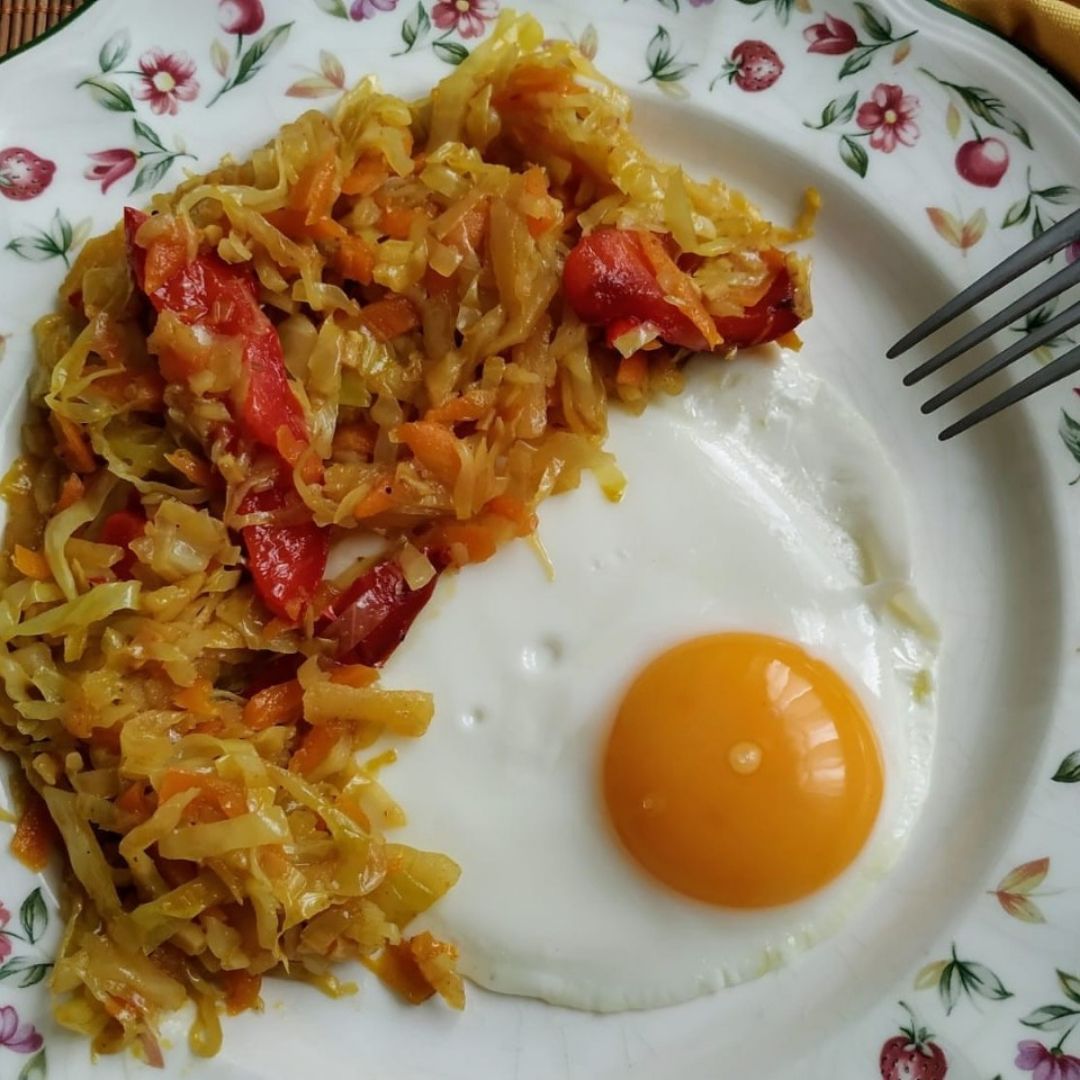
xmin=76 ymin=32 xmax=199 ymax=115
xmin=206 ymin=1 xmax=293 ymax=107
xmin=0 ymin=887 xmax=51 ymax=1077
xmin=0 ymin=2 xmax=1078 ymax=1077
xmin=313 ymin=0 xmax=500 ymax=65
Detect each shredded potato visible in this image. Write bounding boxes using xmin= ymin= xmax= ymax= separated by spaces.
xmin=0 ymin=10 xmax=811 ymax=1063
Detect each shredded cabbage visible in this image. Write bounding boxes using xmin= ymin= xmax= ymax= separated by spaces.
xmin=0 ymin=9 xmax=812 ymax=1064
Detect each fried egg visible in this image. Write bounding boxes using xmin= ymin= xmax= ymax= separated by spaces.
xmin=376 ymin=351 xmax=938 ymax=1011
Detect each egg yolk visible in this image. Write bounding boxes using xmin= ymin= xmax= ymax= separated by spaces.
xmin=601 ymin=633 xmax=883 ymax=908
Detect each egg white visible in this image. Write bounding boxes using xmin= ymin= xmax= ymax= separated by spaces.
xmin=374 ymin=352 xmax=938 ymax=1011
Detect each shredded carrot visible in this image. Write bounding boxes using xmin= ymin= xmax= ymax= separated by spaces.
xmin=116 ymin=781 xmax=156 ymax=823
xmin=289 ymin=148 xmax=340 ymax=224
xmin=522 ymin=167 xmax=558 ymax=237
xmin=264 ymin=208 xmax=308 ymax=241
xmin=158 ymin=770 xmax=247 ymax=820
xmin=329 ymin=664 xmax=379 ymax=688
xmin=352 ymin=479 xmax=397 ymax=520
xmin=117 ymin=782 xmax=147 ymax=814
xmin=220 ymin=970 xmax=263 ymax=1016
xmin=379 ymin=205 xmax=418 ymax=240
xmin=359 ymin=295 xmax=419 ymax=342
xmin=636 ymin=230 xmax=720 ymax=349
xmin=525 ymin=212 xmax=556 ymax=239
xmin=273 ymin=427 xmax=322 ymax=486
xmin=243 ymin=680 xmax=304 ymax=731
xmin=424 ymin=393 xmax=492 ymax=425
xmin=427 ymin=519 xmax=500 ymax=565
xmin=11 ymin=790 xmax=56 ymax=872
xmin=447 ymin=200 xmax=488 ymax=253
xmin=55 ymin=472 xmax=85 ymax=512
xmin=174 ymin=677 xmax=216 ymax=719
xmin=50 ymin=413 xmax=96 ymax=474
xmin=165 ymin=448 xmax=215 ymax=488
xmin=616 ymin=350 xmax=649 ymax=388
xmin=341 ymin=155 xmax=389 ymax=197
xmin=265 ymin=209 xmax=344 ymax=244
xmin=395 ymin=421 xmax=462 ymax=487
xmin=484 ymin=494 xmax=537 ymax=536
xmin=336 ymin=794 xmax=371 ymax=831
xmin=333 ymin=235 xmax=375 ymax=285
xmin=309 ymin=216 xmax=347 ymax=241
xmin=365 ymin=944 xmax=436 ymax=1005
xmin=274 ymin=425 xmax=307 ymax=468
xmin=289 ymin=719 xmax=348 ymax=776
xmin=12 ymin=544 xmax=50 ymax=581
xmin=332 ymin=422 xmax=377 ymax=458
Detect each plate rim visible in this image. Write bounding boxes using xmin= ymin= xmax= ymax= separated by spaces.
xmin=0 ymin=2 xmax=1079 ymax=1078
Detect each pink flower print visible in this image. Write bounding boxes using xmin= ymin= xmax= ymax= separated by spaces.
xmin=85 ymin=149 xmax=138 ymax=193
xmin=1016 ymin=1041 xmax=1080 ymax=1080
xmin=0 ymin=903 xmax=10 ymax=962
xmin=803 ymin=14 xmax=858 ymax=55
xmin=0 ymin=1006 xmax=43 ymax=1054
xmin=350 ymin=0 xmax=398 ymax=17
xmin=432 ymin=0 xmax=497 ymax=38
xmin=136 ymin=49 xmax=200 ymax=115
xmin=856 ymin=83 xmax=920 ymax=152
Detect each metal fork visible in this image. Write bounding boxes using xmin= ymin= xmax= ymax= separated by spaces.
xmin=887 ymin=208 xmax=1080 ymax=441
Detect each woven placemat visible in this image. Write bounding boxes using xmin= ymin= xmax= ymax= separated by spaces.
xmin=0 ymin=0 xmax=86 ymax=59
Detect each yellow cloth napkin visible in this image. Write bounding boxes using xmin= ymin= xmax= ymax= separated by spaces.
xmin=941 ymin=0 xmax=1080 ymax=91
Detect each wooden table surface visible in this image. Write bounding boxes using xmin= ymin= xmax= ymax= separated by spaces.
xmin=0 ymin=0 xmax=87 ymax=59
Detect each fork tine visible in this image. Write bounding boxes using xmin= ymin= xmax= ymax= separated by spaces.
xmin=902 ymin=257 xmax=1080 ymax=386
xmin=922 ymin=299 xmax=1080 ymax=414
xmin=938 ymin=340 xmax=1080 ymax=440
xmin=887 ymin=208 xmax=1080 ymax=359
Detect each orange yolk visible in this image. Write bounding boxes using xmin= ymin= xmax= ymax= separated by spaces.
xmin=601 ymin=633 xmax=883 ymax=908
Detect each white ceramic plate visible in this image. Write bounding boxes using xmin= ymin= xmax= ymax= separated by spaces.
xmin=1 ymin=1 xmax=1079 ymax=1077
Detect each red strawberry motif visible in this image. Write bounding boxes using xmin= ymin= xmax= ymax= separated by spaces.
xmin=723 ymin=40 xmax=784 ymax=92
xmin=0 ymin=147 xmax=56 ymax=201
xmin=880 ymin=1003 xmax=948 ymax=1080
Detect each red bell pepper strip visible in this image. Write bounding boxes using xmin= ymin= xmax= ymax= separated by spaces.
xmin=126 ymin=209 xmax=330 ymax=621
xmin=320 ymin=555 xmax=445 ymax=666
xmin=100 ymin=508 xmax=147 ymax=580
xmin=239 ymin=478 xmax=329 ymax=623
xmin=563 ymin=227 xmax=801 ymax=351
xmin=124 ymin=208 xmax=308 ymax=455
xmin=124 ymin=208 xmax=149 ymax=289
xmin=563 ymin=229 xmax=709 ymax=351
xmin=712 ymin=266 xmax=801 ymax=347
